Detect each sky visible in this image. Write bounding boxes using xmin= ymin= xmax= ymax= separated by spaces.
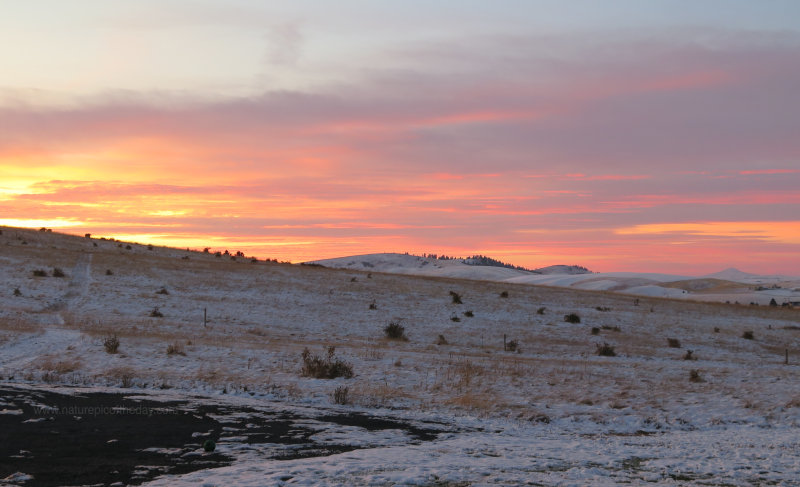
xmin=1 ymin=1 xmax=799 ymax=275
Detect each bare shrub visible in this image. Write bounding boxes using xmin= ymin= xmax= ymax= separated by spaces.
xmin=156 ymin=287 xmax=170 ymax=295
xmin=332 ymin=386 xmax=350 ymax=405
xmin=436 ymin=334 xmax=448 ymax=345
xmin=742 ymin=330 xmax=754 ymax=340
xmin=301 ymin=346 xmax=354 ymax=379
xmin=32 ymin=269 xmax=48 ymax=277
xmin=103 ymin=334 xmax=120 ymax=354
xmin=595 ymin=342 xmax=616 ymax=357
xmin=683 ymin=350 xmax=696 ymax=360
xmin=42 ymin=371 xmax=59 ymax=383
xmin=591 ymin=327 xmax=600 ymax=335
xmin=504 ymin=339 xmax=520 ymax=352
xmin=667 ymin=338 xmax=681 ymax=348
xmin=499 ymin=291 xmax=509 ymax=298
xmin=149 ymin=307 xmax=164 ymax=318
xmin=463 ymin=310 xmax=474 ymax=317
xmin=449 ymin=291 xmax=463 ymax=304
xmin=384 ymin=321 xmax=408 ymax=341
xmin=107 ymin=367 xmax=135 ymax=388
xmin=537 ymin=307 xmax=546 ymax=315
xmin=564 ymin=313 xmax=581 ymax=324
xmin=601 ymin=325 xmax=621 ymax=332
xmin=689 ymin=369 xmax=704 ymax=383
xmin=369 ymin=301 xmax=377 ymax=310
xmin=13 ymin=288 xmax=21 ymax=297
xmin=166 ymin=342 xmax=186 ymax=356
xmin=595 ymin=306 xmax=611 ymax=312
xmin=52 ymin=268 xmax=66 ymax=278
xmin=105 ymin=269 xmax=114 ymax=276
xmin=450 ymin=315 xmax=461 ymax=322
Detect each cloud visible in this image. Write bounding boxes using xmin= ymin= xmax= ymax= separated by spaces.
xmin=263 ymin=22 xmax=304 ymax=66
xmin=1 ymin=29 xmax=799 ymax=273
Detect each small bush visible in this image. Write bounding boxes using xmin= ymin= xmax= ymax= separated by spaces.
xmin=435 ymin=334 xmax=448 ymax=345
xmin=125 ymin=245 xmax=132 ymax=250
xmin=52 ymin=268 xmax=66 ymax=278
xmin=602 ymin=325 xmax=621 ymax=332
xmin=595 ymin=306 xmax=611 ymax=312
xmin=384 ymin=321 xmax=408 ymax=341
xmin=13 ymin=288 xmax=21 ymax=297
xmin=591 ymin=327 xmax=600 ymax=335
xmin=742 ymin=330 xmax=754 ymax=340
xmin=332 ymin=386 xmax=350 ymax=405
xmin=156 ymin=287 xmax=170 ymax=295
xmin=499 ymin=291 xmax=509 ymax=298
xmin=147 ymin=245 xmax=154 ymax=251
xmin=564 ymin=313 xmax=581 ymax=324
xmin=301 ymin=346 xmax=354 ymax=379
xmin=103 ymin=334 xmax=120 ymax=354
xmin=32 ymin=269 xmax=48 ymax=277
xmin=166 ymin=342 xmax=186 ymax=356
xmin=504 ymin=339 xmax=519 ymax=352
xmin=689 ymin=369 xmax=703 ymax=383
xmin=463 ymin=310 xmax=474 ymax=317
xmin=450 ymin=315 xmax=461 ymax=322
xmin=713 ymin=327 xmax=720 ymax=333
xmin=105 ymin=269 xmax=114 ymax=276
xmin=596 ymin=342 xmax=616 ymax=357
xmin=667 ymin=338 xmax=681 ymax=348
xmin=150 ymin=307 xmax=164 ymax=318
xmin=449 ymin=291 xmax=463 ymax=304
xmin=536 ymin=307 xmax=546 ymax=315
xmin=369 ymin=301 xmax=377 ymax=310
xmin=683 ymin=350 xmax=695 ymax=360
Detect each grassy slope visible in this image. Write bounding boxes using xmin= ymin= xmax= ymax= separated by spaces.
xmin=1 ymin=226 xmax=799 ymax=424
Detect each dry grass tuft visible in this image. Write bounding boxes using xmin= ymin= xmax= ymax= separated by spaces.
xmin=166 ymin=341 xmax=186 ymax=356
xmin=103 ymin=334 xmax=120 ymax=353
xmin=331 ymin=385 xmax=350 ymax=405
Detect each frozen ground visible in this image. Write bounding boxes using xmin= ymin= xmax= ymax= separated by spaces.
xmin=2 ymin=226 xmax=800 ymax=486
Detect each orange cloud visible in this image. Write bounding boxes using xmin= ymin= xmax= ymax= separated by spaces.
xmin=616 ymin=221 xmax=800 ymax=245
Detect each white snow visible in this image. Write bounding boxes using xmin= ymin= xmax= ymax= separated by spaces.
xmin=2 ymin=226 xmax=800 ymax=486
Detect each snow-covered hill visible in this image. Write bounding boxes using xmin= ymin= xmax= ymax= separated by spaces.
xmin=310 ymin=253 xmax=800 ymax=304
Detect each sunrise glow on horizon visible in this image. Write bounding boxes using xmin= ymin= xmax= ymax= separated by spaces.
xmin=2 ymin=1 xmax=799 ymax=275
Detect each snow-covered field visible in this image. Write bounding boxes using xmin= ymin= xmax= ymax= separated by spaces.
xmin=313 ymin=252 xmax=800 ymax=305
xmin=2 ymin=227 xmax=800 ymax=486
